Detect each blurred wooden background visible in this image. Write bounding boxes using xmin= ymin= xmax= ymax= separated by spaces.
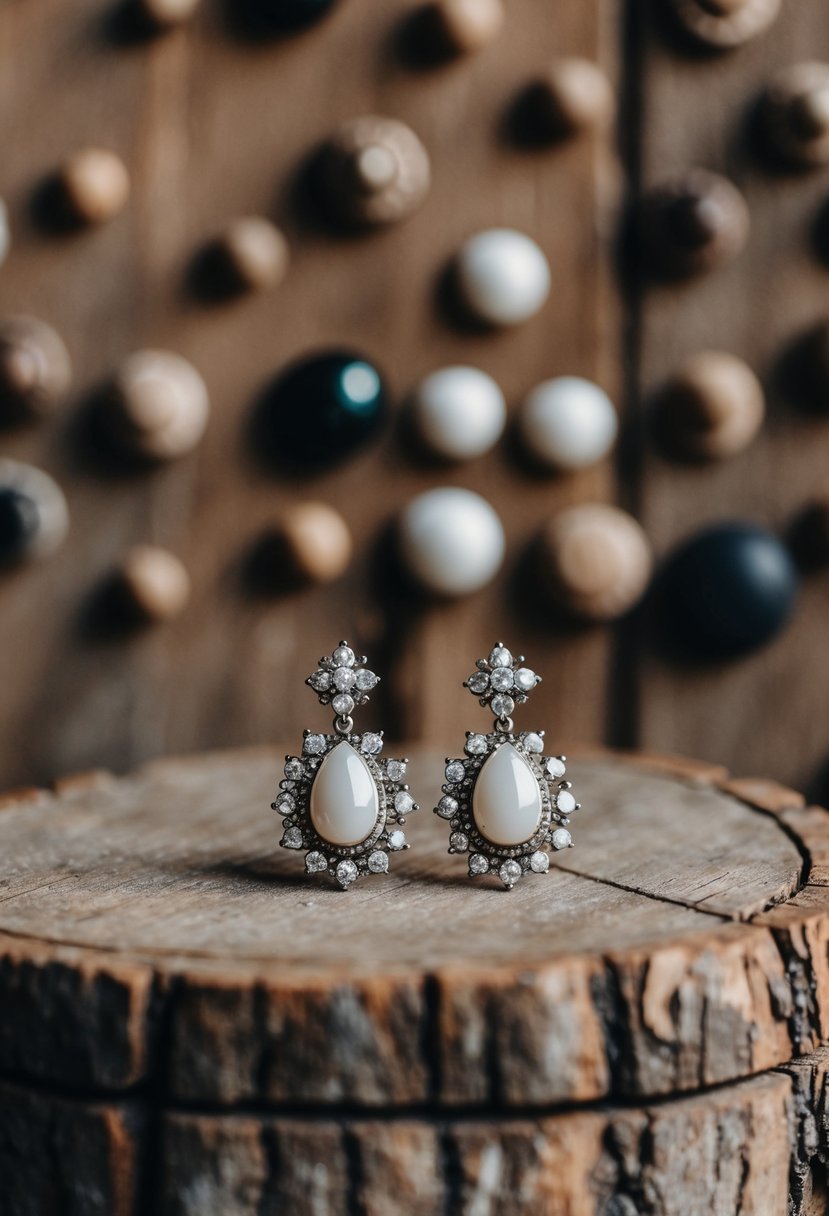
xmin=0 ymin=0 xmax=827 ymax=794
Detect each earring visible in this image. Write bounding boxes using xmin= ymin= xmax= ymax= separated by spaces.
xmin=434 ymin=642 xmax=579 ymax=888
xmin=273 ymin=640 xmax=418 ymax=888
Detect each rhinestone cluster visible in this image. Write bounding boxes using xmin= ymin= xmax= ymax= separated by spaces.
xmin=306 ymin=640 xmax=379 ymax=720
xmin=464 ymin=642 xmax=541 ymax=721
xmin=274 ymin=729 xmax=417 ymax=888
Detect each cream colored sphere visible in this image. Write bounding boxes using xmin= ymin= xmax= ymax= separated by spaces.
xmin=520 ymin=376 xmax=618 ymax=471
xmin=398 ymin=487 xmax=505 ymax=597
xmin=411 ymin=366 xmax=506 ymax=461
xmin=455 ymin=229 xmax=550 ymax=327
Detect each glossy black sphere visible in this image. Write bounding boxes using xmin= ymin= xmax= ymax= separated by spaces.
xmin=0 ymin=487 xmax=40 ymax=564
xmin=660 ymin=523 xmax=797 ymax=659
xmin=262 ymin=350 xmax=387 ymax=471
xmin=234 ymin=0 xmax=338 ymax=34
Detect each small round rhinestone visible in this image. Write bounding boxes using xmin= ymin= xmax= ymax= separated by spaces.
xmin=514 ymin=667 xmax=537 ymax=692
xmin=445 ymin=761 xmax=466 ymax=783
xmin=281 ymin=826 xmax=303 ymax=849
xmin=355 ymin=668 xmax=378 ymax=691
xmin=333 ymin=645 xmax=355 ymax=667
xmin=333 ymin=667 xmax=356 ymax=691
xmin=336 ymin=859 xmax=359 ymax=886
xmin=467 ymin=671 xmax=489 ymax=694
xmin=284 ymin=758 xmax=303 ymax=780
xmin=546 ymin=757 xmax=566 ymax=780
xmin=557 ymin=790 xmax=577 ymax=814
xmin=491 ymin=693 xmax=515 ymax=718
xmin=489 ymin=645 xmax=513 ymax=668
xmin=530 ymin=850 xmax=550 ymax=873
xmin=308 ymin=670 xmax=331 ymax=692
xmin=388 ymin=830 xmax=407 ymax=850
xmin=305 ymin=851 xmax=328 ymax=873
xmin=524 ymin=732 xmax=544 ymax=753
xmin=500 ymin=860 xmax=522 ymax=886
xmin=437 ymin=795 xmax=458 ymax=819
xmin=466 ymin=733 xmax=488 ymax=755
xmin=490 ymin=666 xmax=514 ymax=692
xmin=367 ymin=850 xmax=389 ymax=873
xmin=386 ymin=759 xmax=406 ymax=781
xmin=469 ymin=854 xmax=489 ymax=875
xmin=552 ymin=828 xmax=573 ymax=850
xmin=304 ymin=734 xmax=326 ymax=755
xmin=450 ymin=831 xmax=469 ymax=852
xmin=331 ymin=692 xmax=355 ymax=716
xmin=361 ymin=733 xmax=383 ymax=755
xmin=274 ymin=793 xmax=295 ymax=815
xmin=395 ymin=791 xmax=415 ymax=815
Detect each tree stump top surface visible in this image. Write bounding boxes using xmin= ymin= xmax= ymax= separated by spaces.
xmin=1 ymin=745 xmax=828 ymax=1110
xmin=0 ymin=747 xmax=807 ymax=970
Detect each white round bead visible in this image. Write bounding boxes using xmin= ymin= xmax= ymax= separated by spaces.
xmin=398 ymin=487 xmax=505 ymax=598
xmin=411 ymin=366 xmax=506 ymax=461
xmin=455 ymin=229 xmax=551 ymax=327
xmin=519 ymin=376 xmax=618 ymax=471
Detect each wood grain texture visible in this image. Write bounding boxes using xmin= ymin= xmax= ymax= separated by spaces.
xmin=0 ymin=0 xmax=618 ymax=789
xmin=634 ymin=0 xmax=829 ymax=792
xmin=0 ymin=745 xmax=826 ymax=1116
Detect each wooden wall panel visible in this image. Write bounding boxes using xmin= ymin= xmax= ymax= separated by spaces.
xmin=635 ymin=0 xmax=829 ymax=791
xmin=0 ymin=0 xmax=617 ymax=786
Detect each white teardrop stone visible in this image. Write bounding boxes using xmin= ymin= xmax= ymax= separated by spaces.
xmin=310 ymin=741 xmax=380 ymax=846
xmin=472 ymin=743 xmax=542 ymax=846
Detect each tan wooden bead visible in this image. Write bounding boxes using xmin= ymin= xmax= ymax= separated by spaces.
xmin=763 ymin=63 xmax=829 ymax=167
xmin=135 ymin=0 xmax=201 ymax=27
xmin=0 ymin=316 xmax=72 ymax=423
xmin=669 ymin=0 xmax=780 ymax=49
xmin=428 ymin=0 xmax=504 ymax=54
xmin=58 ymin=148 xmax=130 ymax=226
xmin=640 ymin=169 xmax=749 ymax=278
xmin=654 ymin=351 xmax=765 ymax=461
xmin=318 ymin=116 xmax=431 ymax=229
xmin=116 ymin=545 xmax=191 ymax=622
xmin=537 ymin=504 xmax=653 ymax=622
xmin=214 ymin=217 xmax=289 ymax=293
xmin=523 ymin=58 xmax=615 ymax=141
xmin=107 ymin=350 xmax=209 ymax=462
xmin=273 ymin=502 xmax=352 ymax=586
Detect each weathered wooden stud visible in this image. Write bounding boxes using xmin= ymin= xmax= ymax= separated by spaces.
xmin=669 ymin=0 xmax=780 ymax=50
xmin=518 ymin=58 xmax=615 ymax=143
xmin=133 ymin=0 xmax=201 ymax=28
xmin=537 ymin=504 xmax=653 ymax=622
xmin=426 ymin=0 xmax=504 ymax=55
xmin=653 ymin=351 xmax=765 ymax=461
xmin=640 ymin=169 xmax=750 ymax=278
xmin=57 ymin=148 xmax=130 ymax=226
xmin=105 ymin=350 xmax=209 ymax=462
xmin=0 ymin=316 xmax=72 ymax=424
xmin=763 ymin=63 xmax=829 ymax=167
xmin=268 ymin=502 xmax=353 ymax=587
xmin=114 ymin=545 xmax=191 ymax=623
xmin=210 ymin=217 xmax=289 ymax=294
xmin=316 ymin=116 xmax=431 ymax=229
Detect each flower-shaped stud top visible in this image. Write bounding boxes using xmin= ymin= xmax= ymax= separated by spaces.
xmin=464 ymin=642 xmax=542 ymax=722
xmin=306 ymin=640 xmax=379 ymax=721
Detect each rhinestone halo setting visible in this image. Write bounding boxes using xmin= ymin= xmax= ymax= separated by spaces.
xmin=435 ymin=642 xmax=579 ymax=888
xmin=273 ymin=641 xmax=418 ymax=887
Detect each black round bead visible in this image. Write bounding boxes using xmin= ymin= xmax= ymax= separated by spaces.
xmin=261 ymin=350 xmax=387 ymax=471
xmin=0 ymin=487 xmax=40 ymax=564
xmin=659 ymin=523 xmax=797 ymax=659
xmin=234 ymin=0 xmax=338 ymax=34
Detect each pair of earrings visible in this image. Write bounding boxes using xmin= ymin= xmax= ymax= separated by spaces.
xmin=271 ymin=640 xmax=579 ymax=889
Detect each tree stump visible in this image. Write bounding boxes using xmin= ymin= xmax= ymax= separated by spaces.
xmin=1 ymin=746 xmax=829 ymax=1214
